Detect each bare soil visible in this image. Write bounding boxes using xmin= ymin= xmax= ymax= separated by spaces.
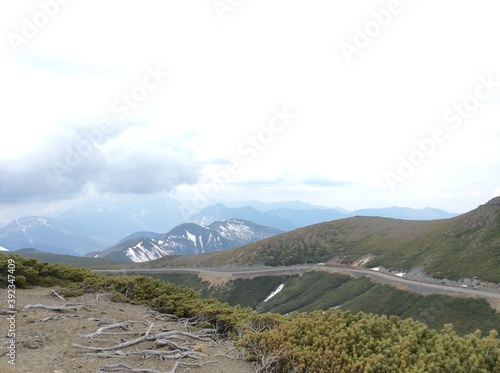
xmin=0 ymin=287 xmax=255 ymax=373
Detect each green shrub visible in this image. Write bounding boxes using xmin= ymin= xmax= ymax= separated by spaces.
xmin=3 ymin=254 xmax=499 ymax=372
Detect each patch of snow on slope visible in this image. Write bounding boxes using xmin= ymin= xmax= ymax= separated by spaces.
xmin=218 ymin=221 xmax=253 ymax=241
xmin=125 ymin=241 xmax=173 ymax=262
xmin=264 ymin=284 xmax=284 ymax=302
xmin=126 ymin=246 xmax=145 ymax=262
xmin=185 ymin=230 xmax=197 ymax=245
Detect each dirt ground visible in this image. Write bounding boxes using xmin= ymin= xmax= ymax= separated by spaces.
xmin=0 ymin=287 xmax=255 ymax=373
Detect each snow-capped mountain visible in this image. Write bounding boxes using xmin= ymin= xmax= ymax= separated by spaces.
xmin=95 ymin=218 xmax=283 ymax=262
xmin=0 ymin=216 xmax=113 ymax=255
xmin=156 ymin=223 xmax=231 ymax=255
xmin=209 ymin=219 xmax=283 ymax=246
xmin=95 ymin=237 xmax=175 ymax=262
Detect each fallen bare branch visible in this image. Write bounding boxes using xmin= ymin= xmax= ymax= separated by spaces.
xmin=74 ymin=322 xmax=154 ymax=351
xmin=41 ymin=314 xmax=77 ymax=322
xmin=23 ymin=304 xmax=85 ymax=312
xmin=84 ymin=352 xmax=129 ymax=359
xmin=167 ymin=361 xmax=217 ymax=373
xmin=97 ymin=364 xmax=161 ymax=373
xmin=79 ymin=321 xmax=141 ymax=338
xmin=97 ymin=360 xmax=218 ymax=373
xmin=128 ymin=349 xmax=206 ymax=360
xmin=154 ymin=339 xmax=190 ymax=351
xmin=152 ymin=330 xmax=213 ymax=342
xmin=51 ymin=290 xmax=66 ymax=301
xmin=148 ymin=310 xmax=178 ymax=322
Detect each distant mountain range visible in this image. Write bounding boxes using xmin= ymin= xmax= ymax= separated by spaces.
xmin=190 ymin=203 xmax=296 ymax=231
xmin=0 ymin=216 xmax=113 ymax=255
xmin=92 ymin=219 xmax=283 ymax=262
xmin=56 ymin=194 xmax=186 ymax=241
xmin=191 ymin=203 xmax=457 ymax=231
xmin=351 ymin=206 xmax=457 ymax=220
xmin=147 ymin=197 xmax=500 ymax=283
xmin=0 ymin=197 xmax=458 ymax=258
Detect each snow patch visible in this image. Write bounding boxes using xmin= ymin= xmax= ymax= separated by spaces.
xmin=264 ymin=284 xmax=284 ymax=302
xmin=0 ymin=246 xmax=9 ymax=251
xmin=125 ymin=240 xmax=174 ymax=262
xmin=185 ymin=230 xmax=197 ymax=245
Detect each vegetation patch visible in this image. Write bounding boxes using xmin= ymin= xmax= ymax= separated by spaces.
xmin=206 ymin=275 xmax=293 ymax=309
xmin=145 ymin=270 xmax=500 ymax=336
xmin=2 ymin=254 xmax=500 ymax=372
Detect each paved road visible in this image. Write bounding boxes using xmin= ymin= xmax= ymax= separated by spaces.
xmin=94 ymin=265 xmax=500 ymax=301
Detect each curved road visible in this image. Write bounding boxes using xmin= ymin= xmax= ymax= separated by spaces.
xmin=94 ymin=264 xmax=500 ymax=301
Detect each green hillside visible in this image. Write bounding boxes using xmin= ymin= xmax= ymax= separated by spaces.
xmin=2 ymin=254 xmax=499 ymax=372
xmin=146 ymin=197 xmax=500 ymax=282
xmin=11 ymin=249 xmax=125 ymax=269
xmin=150 ymin=271 xmax=500 ymax=336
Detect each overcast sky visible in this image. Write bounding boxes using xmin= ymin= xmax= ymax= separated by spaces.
xmin=1 ymin=0 xmax=499 ymax=223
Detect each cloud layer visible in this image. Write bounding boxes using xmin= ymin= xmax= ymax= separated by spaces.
xmin=0 ymin=122 xmax=201 ymax=203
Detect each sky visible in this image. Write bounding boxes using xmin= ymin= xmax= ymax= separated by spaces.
xmin=1 ymin=0 xmax=500 ymax=224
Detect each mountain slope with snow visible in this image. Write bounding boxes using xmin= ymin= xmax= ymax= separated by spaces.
xmin=0 ymin=216 xmax=113 ymax=255
xmin=95 ymin=219 xmax=283 ymax=262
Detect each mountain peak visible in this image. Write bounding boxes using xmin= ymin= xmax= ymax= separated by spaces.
xmin=95 ymin=219 xmax=282 ymax=262
xmin=487 ymin=196 xmax=500 ymax=207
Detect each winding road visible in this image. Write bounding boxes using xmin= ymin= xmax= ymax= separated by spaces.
xmin=94 ymin=264 xmax=500 ymax=301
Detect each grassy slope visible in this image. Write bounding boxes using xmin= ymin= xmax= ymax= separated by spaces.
xmin=146 ymin=198 xmax=500 ymax=282
xmin=11 ymin=250 xmax=125 ymax=268
xmin=147 ymin=271 xmax=500 ymax=336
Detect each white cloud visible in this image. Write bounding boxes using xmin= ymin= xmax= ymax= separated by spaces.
xmin=493 ymin=188 xmax=500 ymax=198
xmin=0 ymin=0 xmax=500 ymax=218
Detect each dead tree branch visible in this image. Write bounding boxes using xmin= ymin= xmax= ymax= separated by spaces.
xmin=78 ymin=321 xmax=142 ymax=338
xmin=41 ymin=314 xmax=78 ymax=322
xmin=97 ymin=361 xmax=217 ymax=373
xmin=23 ymin=304 xmax=85 ymax=312
xmin=73 ymin=322 xmax=154 ymax=351
xmin=50 ymin=290 xmax=66 ymax=301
